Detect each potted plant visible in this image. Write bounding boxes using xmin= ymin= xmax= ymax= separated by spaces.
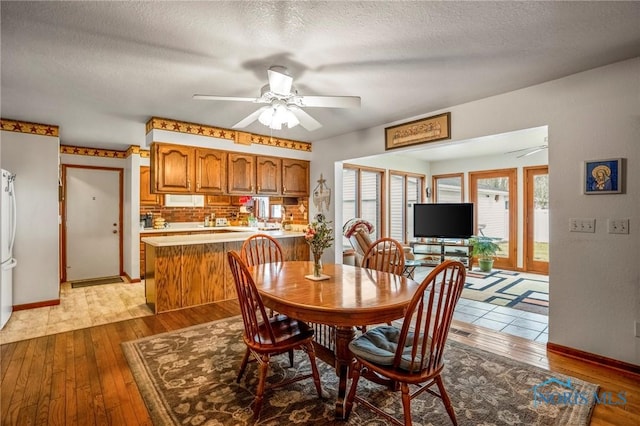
xmin=469 ymin=236 xmax=501 ymax=272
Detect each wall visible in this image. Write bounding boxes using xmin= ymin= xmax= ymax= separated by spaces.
xmin=312 ymin=58 xmax=640 ymax=365
xmin=1 ymin=132 xmax=60 ymax=305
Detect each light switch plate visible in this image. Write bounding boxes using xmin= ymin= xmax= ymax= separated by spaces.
xmin=569 ymin=218 xmax=596 ymax=233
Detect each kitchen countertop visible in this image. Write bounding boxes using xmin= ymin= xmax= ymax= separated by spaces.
xmin=140 ymin=225 xmax=259 ymax=234
xmin=141 ymin=230 xmax=305 ymax=247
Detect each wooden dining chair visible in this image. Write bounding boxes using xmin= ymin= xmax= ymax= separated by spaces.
xmin=362 ymin=237 xmax=406 ymax=276
xmin=227 ymin=251 xmax=323 ymax=418
xmin=345 ymin=260 xmax=467 ymax=426
xmin=240 ymin=233 xmax=284 ymax=266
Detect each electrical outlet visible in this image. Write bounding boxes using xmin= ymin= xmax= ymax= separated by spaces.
xmin=569 ymin=218 xmax=596 ymax=233
xmin=608 ymin=218 xmax=629 ymax=234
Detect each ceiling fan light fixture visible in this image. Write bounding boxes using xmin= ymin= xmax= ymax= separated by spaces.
xmin=257 ymin=103 xmax=299 ymax=130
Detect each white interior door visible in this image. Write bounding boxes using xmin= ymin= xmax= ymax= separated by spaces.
xmin=65 ymin=167 xmax=121 ymax=281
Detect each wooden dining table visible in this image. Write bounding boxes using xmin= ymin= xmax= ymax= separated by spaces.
xmin=249 ymin=261 xmax=421 ymax=419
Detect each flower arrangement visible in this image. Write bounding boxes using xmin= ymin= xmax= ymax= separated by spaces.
xmin=304 ymin=213 xmax=334 ymax=254
xmin=304 ymin=213 xmax=334 ymax=277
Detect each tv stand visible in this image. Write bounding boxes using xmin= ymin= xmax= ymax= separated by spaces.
xmin=410 ymin=239 xmax=473 ymax=270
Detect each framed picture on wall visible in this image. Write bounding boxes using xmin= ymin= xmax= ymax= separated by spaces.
xmin=385 ymin=112 xmax=451 ymax=150
xmin=583 ymin=158 xmax=623 ymax=194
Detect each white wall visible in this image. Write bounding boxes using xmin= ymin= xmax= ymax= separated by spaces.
xmin=1 ymin=132 xmax=60 ymax=305
xmin=313 ymin=58 xmax=640 ymax=365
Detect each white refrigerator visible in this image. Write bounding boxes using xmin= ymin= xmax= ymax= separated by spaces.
xmin=1 ymin=169 xmax=17 ymax=329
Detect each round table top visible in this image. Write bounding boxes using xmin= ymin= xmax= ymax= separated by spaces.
xmin=249 ymin=261 xmax=420 ymax=327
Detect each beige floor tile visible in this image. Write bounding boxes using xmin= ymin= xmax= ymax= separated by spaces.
xmin=0 ymin=281 xmax=152 ymax=344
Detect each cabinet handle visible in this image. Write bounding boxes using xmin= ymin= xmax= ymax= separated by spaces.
xmin=188 ymin=179 xmax=191 ymax=190
xmin=257 ymin=185 xmax=261 ymax=192
xmin=197 ymin=181 xmax=201 ymax=190
xmin=283 ymin=186 xmax=287 ymax=193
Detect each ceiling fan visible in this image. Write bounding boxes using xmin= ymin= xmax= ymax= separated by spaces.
xmin=193 ymin=66 xmax=361 ymax=131
xmin=506 ymin=141 xmax=548 ymax=158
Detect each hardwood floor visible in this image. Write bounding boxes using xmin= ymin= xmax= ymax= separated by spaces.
xmin=1 ymin=300 xmax=638 ymax=425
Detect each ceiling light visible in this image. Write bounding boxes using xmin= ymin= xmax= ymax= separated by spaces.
xmin=257 ymin=102 xmax=300 ymax=130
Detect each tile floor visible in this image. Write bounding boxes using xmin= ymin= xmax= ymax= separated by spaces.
xmin=454 ymin=297 xmax=548 ymax=343
xmin=0 ymin=277 xmax=548 ymax=346
xmin=0 ymin=281 xmax=152 ymax=345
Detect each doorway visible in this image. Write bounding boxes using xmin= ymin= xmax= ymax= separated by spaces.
xmin=62 ymin=165 xmax=123 ymax=282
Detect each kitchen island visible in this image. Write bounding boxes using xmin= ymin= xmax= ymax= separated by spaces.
xmin=142 ymin=231 xmax=309 ymax=313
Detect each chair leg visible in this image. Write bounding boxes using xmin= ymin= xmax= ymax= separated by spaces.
xmin=400 ymin=382 xmax=412 ymax=426
xmin=252 ymin=354 xmax=270 ymax=418
xmin=288 ymin=349 xmax=294 ymax=367
xmin=303 ymin=342 xmax=323 ymax=397
xmin=435 ymin=375 xmax=458 ymax=426
xmin=237 ymin=348 xmax=250 ymax=383
xmin=344 ymin=361 xmax=362 ymax=420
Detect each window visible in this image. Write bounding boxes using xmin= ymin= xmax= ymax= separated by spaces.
xmin=433 ymin=173 xmax=464 ymax=203
xmin=342 ymin=165 xmax=384 ymax=244
xmin=390 ymin=172 xmax=425 ymax=243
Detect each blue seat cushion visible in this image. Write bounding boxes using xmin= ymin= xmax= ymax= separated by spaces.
xmin=348 ymin=325 xmax=430 ymax=371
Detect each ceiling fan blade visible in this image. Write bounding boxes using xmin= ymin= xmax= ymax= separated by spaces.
xmin=505 ymin=144 xmax=548 ymax=154
xmin=267 ymin=68 xmax=293 ymax=96
xmin=288 ymin=106 xmax=322 ymax=131
xmin=518 ymin=147 xmax=546 ymax=158
xmin=193 ymin=94 xmax=258 ymax=102
xmin=232 ymin=106 xmax=271 ymax=128
xmin=296 ymin=95 xmax=361 ymax=109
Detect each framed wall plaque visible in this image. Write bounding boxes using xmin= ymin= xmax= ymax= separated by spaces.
xmin=385 ymin=112 xmax=451 ymax=151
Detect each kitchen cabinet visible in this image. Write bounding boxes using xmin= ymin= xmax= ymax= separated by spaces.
xmin=256 ymin=156 xmax=281 ymax=195
xmin=150 ymin=142 xmax=310 ymax=197
xmin=151 ymin=143 xmax=193 ymax=193
xmin=282 ymin=159 xmax=310 ymax=197
xmin=144 ymin=234 xmax=308 ymax=313
xmin=228 ymin=153 xmax=255 ymax=194
xmin=195 ymin=149 xmax=226 ymax=194
xmin=140 ymin=166 xmax=163 ymax=205
xmin=151 ymin=142 xmax=227 ymax=195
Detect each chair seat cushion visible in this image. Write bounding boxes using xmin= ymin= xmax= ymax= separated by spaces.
xmin=349 ymin=325 xmax=430 ymax=371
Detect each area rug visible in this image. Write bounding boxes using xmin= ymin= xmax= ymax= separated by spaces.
xmin=462 ymin=270 xmax=549 ymax=315
xmin=413 ymin=268 xmax=549 ymax=315
xmin=122 ymin=316 xmax=597 ymax=425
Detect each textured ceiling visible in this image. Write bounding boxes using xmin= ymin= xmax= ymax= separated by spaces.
xmin=2 ymin=1 xmax=640 ymax=153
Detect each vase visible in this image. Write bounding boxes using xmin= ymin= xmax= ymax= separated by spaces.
xmin=312 ymin=250 xmax=323 ymax=278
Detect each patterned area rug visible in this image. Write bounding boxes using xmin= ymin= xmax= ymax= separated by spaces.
xmin=462 ymin=270 xmax=549 ymax=315
xmin=122 ymin=316 xmax=597 ymax=425
xmin=413 ymin=268 xmax=549 ymax=315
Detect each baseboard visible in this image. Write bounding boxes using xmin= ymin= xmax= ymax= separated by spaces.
xmin=547 ymin=342 xmax=640 ymax=376
xmin=122 ymin=272 xmax=141 ymax=283
xmin=13 ymin=299 xmax=60 ymax=311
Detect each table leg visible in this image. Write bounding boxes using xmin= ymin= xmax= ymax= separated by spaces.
xmin=334 ymin=326 xmax=355 ymax=419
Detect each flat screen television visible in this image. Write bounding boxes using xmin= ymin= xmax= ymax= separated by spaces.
xmin=413 ymin=203 xmax=474 ymax=239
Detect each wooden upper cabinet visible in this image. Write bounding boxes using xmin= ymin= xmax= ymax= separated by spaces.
xmin=256 ymin=156 xmax=282 ymax=195
xmin=228 ymin=153 xmax=256 ymax=194
xmin=282 ymin=159 xmax=310 ymax=196
xmin=151 ymin=143 xmax=194 ymax=193
xmin=140 ymin=166 xmax=163 ymax=205
xmin=195 ymin=149 xmax=226 ymax=194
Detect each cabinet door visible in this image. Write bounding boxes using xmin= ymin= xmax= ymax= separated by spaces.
xmin=195 ymin=149 xmax=227 ymax=194
xmin=152 ymin=143 xmax=194 ymax=193
xmin=140 ymin=166 xmax=163 ymax=205
xmin=256 ymin=156 xmax=281 ymax=195
xmin=228 ymin=153 xmax=255 ymax=194
xmin=282 ymin=159 xmax=310 ymax=196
